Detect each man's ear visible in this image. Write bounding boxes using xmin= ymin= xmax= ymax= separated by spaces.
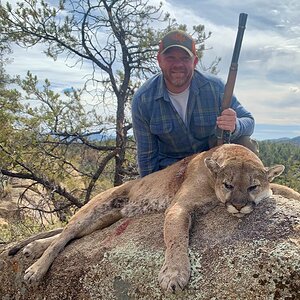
xmin=265 ymin=165 xmax=285 ymax=182
xmin=204 ymin=157 xmax=221 ymax=177
xmin=193 ymin=55 xmax=199 ymax=67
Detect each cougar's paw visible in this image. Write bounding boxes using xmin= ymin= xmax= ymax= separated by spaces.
xmin=158 ymin=262 xmax=191 ymax=293
xmin=23 ymin=241 xmax=44 ymax=259
xmin=24 ymin=263 xmax=46 ymax=284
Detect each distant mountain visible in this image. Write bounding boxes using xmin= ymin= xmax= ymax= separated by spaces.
xmin=265 ymin=136 xmax=300 ymax=146
xmin=290 ymin=136 xmax=300 ymax=145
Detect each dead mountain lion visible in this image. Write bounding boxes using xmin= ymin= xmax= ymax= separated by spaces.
xmin=8 ymin=144 xmax=300 ymax=292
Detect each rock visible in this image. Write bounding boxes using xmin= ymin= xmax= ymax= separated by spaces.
xmin=0 ymin=195 xmax=299 ymax=300
xmin=0 ymin=217 xmax=8 ymax=229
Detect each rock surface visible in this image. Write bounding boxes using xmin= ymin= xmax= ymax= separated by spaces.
xmin=0 ymin=195 xmax=300 ymax=300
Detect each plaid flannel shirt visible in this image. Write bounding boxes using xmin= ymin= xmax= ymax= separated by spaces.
xmin=132 ymin=70 xmax=254 ymax=177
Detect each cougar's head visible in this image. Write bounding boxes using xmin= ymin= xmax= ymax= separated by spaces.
xmin=204 ymin=157 xmax=285 ymax=218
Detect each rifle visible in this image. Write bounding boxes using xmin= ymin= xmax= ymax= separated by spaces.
xmin=216 ymin=13 xmax=248 ymax=145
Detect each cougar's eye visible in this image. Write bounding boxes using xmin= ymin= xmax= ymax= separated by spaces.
xmin=248 ymin=185 xmax=260 ymax=192
xmin=223 ymin=182 xmax=234 ymax=191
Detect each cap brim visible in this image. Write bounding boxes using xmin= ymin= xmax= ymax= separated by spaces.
xmin=161 ymin=45 xmax=194 ymax=57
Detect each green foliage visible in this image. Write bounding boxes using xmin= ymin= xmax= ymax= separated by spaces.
xmin=2 ymin=72 xmax=96 ymax=177
xmin=258 ymin=141 xmax=300 ymax=193
xmin=0 ymin=40 xmax=22 ymax=146
xmin=0 ymin=62 xmax=118 ymax=213
xmin=0 ymin=217 xmax=62 ymax=244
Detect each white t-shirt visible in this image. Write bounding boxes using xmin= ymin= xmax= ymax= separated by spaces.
xmin=168 ymin=86 xmax=190 ymax=125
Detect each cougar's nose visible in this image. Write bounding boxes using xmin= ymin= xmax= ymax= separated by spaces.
xmin=231 ymin=198 xmax=249 ymax=211
xmin=232 ymin=203 xmax=245 ymax=210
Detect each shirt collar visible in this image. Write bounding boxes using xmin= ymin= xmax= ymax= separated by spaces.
xmin=154 ymin=73 xmax=168 ymax=101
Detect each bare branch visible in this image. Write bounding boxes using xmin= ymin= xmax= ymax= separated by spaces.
xmin=0 ymin=168 xmax=83 ymax=208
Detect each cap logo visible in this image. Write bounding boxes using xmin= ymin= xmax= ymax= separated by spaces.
xmin=170 ymin=33 xmax=188 ymax=43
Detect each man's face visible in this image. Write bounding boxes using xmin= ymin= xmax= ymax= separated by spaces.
xmin=157 ymin=47 xmax=198 ymax=93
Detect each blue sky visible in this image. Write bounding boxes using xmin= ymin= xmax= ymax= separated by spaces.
xmin=6 ymin=0 xmax=300 ymax=140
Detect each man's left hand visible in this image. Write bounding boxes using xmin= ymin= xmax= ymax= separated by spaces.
xmin=216 ymin=108 xmax=236 ymax=133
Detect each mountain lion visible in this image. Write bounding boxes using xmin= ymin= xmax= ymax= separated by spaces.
xmin=8 ymin=144 xmax=300 ymax=292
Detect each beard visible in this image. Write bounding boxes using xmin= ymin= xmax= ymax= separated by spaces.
xmin=163 ymin=67 xmax=194 ymax=90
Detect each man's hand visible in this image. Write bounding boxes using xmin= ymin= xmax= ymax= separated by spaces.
xmin=216 ymin=108 xmax=236 ymax=133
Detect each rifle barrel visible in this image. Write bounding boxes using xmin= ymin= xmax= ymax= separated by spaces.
xmin=216 ymin=13 xmax=248 ymax=145
xmin=231 ymin=13 xmax=248 ymax=64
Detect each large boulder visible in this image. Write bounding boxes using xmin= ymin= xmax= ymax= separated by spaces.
xmin=0 ymin=195 xmax=299 ymax=300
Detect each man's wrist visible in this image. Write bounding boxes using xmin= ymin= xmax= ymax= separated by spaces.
xmin=230 ymin=121 xmax=240 ymax=139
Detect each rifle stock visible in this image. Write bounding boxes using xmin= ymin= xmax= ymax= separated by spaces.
xmin=216 ymin=13 xmax=248 ymax=145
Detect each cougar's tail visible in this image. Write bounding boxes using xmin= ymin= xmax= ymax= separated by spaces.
xmin=8 ymin=228 xmax=63 ymax=256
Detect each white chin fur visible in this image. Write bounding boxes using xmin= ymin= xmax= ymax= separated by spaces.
xmin=226 ymin=204 xmax=253 ymax=217
xmin=232 ymin=212 xmax=245 ymax=218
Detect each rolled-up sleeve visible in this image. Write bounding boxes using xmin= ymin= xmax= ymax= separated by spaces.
xmin=214 ymin=77 xmax=255 ymax=140
xmin=230 ymin=96 xmax=255 ymax=140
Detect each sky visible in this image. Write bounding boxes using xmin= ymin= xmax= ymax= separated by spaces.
xmin=5 ymin=0 xmax=300 ymax=140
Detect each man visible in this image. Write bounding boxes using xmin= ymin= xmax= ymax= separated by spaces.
xmin=132 ymin=30 xmax=257 ymax=177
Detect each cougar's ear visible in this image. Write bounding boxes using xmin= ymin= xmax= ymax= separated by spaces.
xmin=204 ymin=157 xmax=221 ymax=176
xmin=265 ymin=165 xmax=285 ymax=182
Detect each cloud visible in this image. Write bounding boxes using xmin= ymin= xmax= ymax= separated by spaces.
xmin=7 ymin=44 xmax=92 ymax=93
xmin=290 ymin=86 xmax=300 ymax=93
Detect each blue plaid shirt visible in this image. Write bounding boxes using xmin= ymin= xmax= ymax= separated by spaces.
xmin=132 ymin=70 xmax=254 ymax=177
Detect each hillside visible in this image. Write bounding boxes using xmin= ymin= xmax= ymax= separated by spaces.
xmin=265 ymin=136 xmax=300 ymax=146
xmin=258 ymin=140 xmax=300 ymax=193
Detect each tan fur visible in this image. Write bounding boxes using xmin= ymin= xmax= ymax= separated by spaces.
xmin=270 ymin=183 xmax=300 ymax=200
xmin=12 ymin=144 xmax=300 ymax=292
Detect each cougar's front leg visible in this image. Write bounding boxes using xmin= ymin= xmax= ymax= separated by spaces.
xmin=158 ymin=203 xmax=192 ymax=293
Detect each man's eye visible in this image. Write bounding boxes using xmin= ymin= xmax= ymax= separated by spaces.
xmin=223 ymin=182 xmax=234 ymax=191
xmin=165 ymin=57 xmax=191 ymax=63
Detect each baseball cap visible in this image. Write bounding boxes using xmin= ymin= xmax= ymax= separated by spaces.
xmin=158 ymin=30 xmax=196 ymax=57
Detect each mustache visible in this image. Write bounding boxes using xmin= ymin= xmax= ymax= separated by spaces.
xmin=171 ymin=68 xmax=186 ymax=72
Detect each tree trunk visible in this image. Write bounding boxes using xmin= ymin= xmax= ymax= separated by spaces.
xmin=114 ymin=96 xmax=126 ymax=186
